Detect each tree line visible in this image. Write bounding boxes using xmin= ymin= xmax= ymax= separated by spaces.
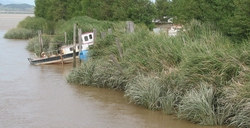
xmin=35 ymin=0 xmax=249 ymax=41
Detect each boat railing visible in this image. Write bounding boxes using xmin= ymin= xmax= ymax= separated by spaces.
xmin=29 ymin=50 xmax=60 ymax=59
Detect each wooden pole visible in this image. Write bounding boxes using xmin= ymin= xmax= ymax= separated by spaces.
xmin=78 ymin=28 xmax=82 ymax=63
xmin=101 ymin=32 xmax=106 ymax=39
xmin=110 ymin=54 xmax=123 ymax=74
xmin=126 ymin=21 xmax=134 ymax=33
xmin=116 ymin=38 xmax=123 ymax=58
xmin=93 ymin=28 xmax=97 ymax=42
xmin=108 ymin=28 xmax=112 ymax=34
xmin=73 ymin=24 xmax=76 ymax=68
xmin=38 ymin=30 xmax=43 ymax=57
xmin=64 ymin=32 xmax=67 ymax=44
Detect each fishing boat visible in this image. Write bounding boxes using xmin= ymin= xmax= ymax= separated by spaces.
xmin=28 ymin=32 xmax=94 ymax=65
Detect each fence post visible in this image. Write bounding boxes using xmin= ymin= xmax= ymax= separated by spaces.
xmin=78 ymin=28 xmax=82 ymax=63
xmin=93 ymin=28 xmax=97 ymax=42
xmin=73 ymin=24 xmax=77 ymax=68
xmin=126 ymin=21 xmax=134 ymax=33
xmin=110 ymin=54 xmax=123 ymax=74
xmin=108 ymin=28 xmax=112 ymax=34
xmin=38 ymin=30 xmax=43 ymax=57
xmin=116 ymin=38 xmax=123 ymax=58
xmin=101 ymin=32 xmax=106 ymax=39
xmin=64 ymin=32 xmax=67 ymax=44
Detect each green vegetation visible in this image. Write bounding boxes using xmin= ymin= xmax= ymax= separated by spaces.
xmin=4 ymin=0 xmax=250 ymax=127
xmin=34 ymin=0 xmax=156 ymax=29
xmin=66 ymin=19 xmax=250 ymax=128
xmin=162 ymin=0 xmax=250 ymax=42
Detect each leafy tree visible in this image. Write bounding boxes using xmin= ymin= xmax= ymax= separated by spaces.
xmin=155 ymin=0 xmax=171 ymax=22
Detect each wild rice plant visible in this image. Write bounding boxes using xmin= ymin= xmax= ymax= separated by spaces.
xmin=177 ymin=83 xmax=217 ymax=125
xmin=4 ymin=28 xmax=36 ymax=39
xmin=124 ymin=74 xmax=163 ymax=110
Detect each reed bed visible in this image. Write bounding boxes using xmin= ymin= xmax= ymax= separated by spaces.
xmin=124 ymin=74 xmax=163 ymax=110
xmin=4 ymin=16 xmax=53 ymax=39
xmin=26 ymin=36 xmax=54 ymax=56
xmin=64 ymin=18 xmax=250 ymax=127
xmin=67 ymin=58 xmax=131 ymax=90
xmin=4 ymin=28 xmax=36 ymax=39
xmin=177 ymin=84 xmax=217 ymax=125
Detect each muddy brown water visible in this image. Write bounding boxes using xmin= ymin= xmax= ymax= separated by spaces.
xmin=0 ymin=14 xmax=230 ymax=128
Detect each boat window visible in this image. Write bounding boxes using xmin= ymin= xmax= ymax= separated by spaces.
xmin=70 ymin=47 xmax=73 ymax=51
xmin=84 ymin=36 xmax=89 ymax=41
xmin=89 ymin=34 xmax=93 ymax=39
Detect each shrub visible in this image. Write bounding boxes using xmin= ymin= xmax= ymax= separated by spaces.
xmin=4 ymin=28 xmax=36 ymax=39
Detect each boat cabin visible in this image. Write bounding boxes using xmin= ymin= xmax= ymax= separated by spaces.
xmin=60 ymin=32 xmax=94 ymax=54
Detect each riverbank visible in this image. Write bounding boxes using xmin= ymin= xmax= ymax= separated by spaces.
xmin=4 ymin=15 xmax=249 ymax=128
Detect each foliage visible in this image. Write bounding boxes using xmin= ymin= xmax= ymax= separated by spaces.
xmin=26 ymin=36 xmax=54 ymax=56
xmin=177 ymin=84 xmax=217 ymax=125
xmin=17 ymin=16 xmax=54 ymax=34
xmin=124 ymin=74 xmax=163 ymax=110
xmin=66 ymin=18 xmax=250 ymax=127
xmin=169 ymin=0 xmax=250 ymax=42
xmin=34 ymin=0 xmax=156 ymax=29
xmin=4 ymin=28 xmax=36 ymax=39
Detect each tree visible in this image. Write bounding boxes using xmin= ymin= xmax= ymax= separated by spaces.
xmin=155 ymin=0 xmax=171 ymax=22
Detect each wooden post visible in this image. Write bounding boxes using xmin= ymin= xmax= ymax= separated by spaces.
xmin=73 ymin=24 xmax=76 ymax=68
xmin=38 ymin=30 xmax=43 ymax=57
xmin=93 ymin=28 xmax=97 ymax=42
xmin=116 ymin=38 xmax=123 ymax=58
xmin=110 ymin=54 xmax=123 ymax=74
xmin=78 ymin=28 xmax=82 ymax=63
xmin=108 ymin=28 xmax=112 ymax=34
xmin=101 ymin=32 xmax=106 ymax=39
xmin=126 ymin=21 xmax=134 ymax=33
xmin=64 ymin=32 xmax=67 ymax=44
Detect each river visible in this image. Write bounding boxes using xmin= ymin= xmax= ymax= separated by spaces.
xmin=0 ymin=14 xmax=229 ymax=128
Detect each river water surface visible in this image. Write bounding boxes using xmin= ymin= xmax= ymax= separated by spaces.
xmin=0 ymin=14 xmax=229 ymax=128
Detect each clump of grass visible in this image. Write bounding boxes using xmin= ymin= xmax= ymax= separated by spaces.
xmin=67 ymin=59 xmax=97 ymax=85
xmin=67 ymin=58 xmax=129 ymax=90
xmin=160 ymin=89 xmax=179 ymax=115
xmin=26 ymin=36 xmax=54 ymax=56
xmin=177 ymin=83 xmax=217 ymax=125
xmin=18 ymin=16 xmax=54 ymax=34
xmin=124 ymin=74 xmax=163 ymax=110
xmin=4 ymin=28 xmax=36 ymax=39
xmin=229 ymin=101 xmax=250 ymax=128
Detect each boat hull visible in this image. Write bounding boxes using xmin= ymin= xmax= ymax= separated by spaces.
xmin=28 ymin=52 xmax=79 ymax=65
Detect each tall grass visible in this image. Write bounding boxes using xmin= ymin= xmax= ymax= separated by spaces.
xmin=124 ymin=74 xmax=163 ymax=110
xmin=5 ymin=16 xmax=54 ymax=39
xmin=4 ymin=28 xmax=36 ymax=39
xmin=26 ymin=36 xmax=54 ymax=56
xmin=66 ymin=18 xmax=250 ymax=127
xmin=67 ymin=58 xmax=130 ymax=90
xmin=177 ymin=84 xmax=216 ymax=125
